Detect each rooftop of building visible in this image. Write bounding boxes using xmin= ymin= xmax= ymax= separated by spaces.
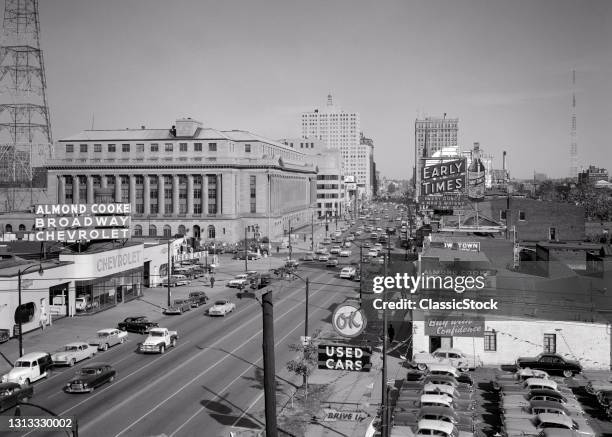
xmin=0 ymin=257 xmax=73 ymax=277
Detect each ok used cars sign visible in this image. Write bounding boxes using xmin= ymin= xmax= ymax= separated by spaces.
xmin=318 ymin=344 xmax=372 ymax=372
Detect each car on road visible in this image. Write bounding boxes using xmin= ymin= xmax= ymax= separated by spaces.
xmin=161 ymin=274 xmax=191 ymax=287
xmin=516 ymin=353 xmax=582 ymax=377
xmin=51 ymin=342 xmax=96 ymax=366
xmin=163 ymin=299 xmax=192 ymax=315
xmin=371 ymin=256 xmax=385 ymax=265
xmin=0 ymin=382 xmax=33 ymax=412
xmin=367 ymin=249 xmax=379 ymax=257
xmin=188 ymin=291 xmax=209 ymax=307
xmin=301 ymin=252 xmax=315 ymax=261
xmin=90 ymin=329 xmax=127 ymax=351
xmin=318 ymin=254 xmax=330 ymax=262
xmin=362 ymin=241 xmax=371 ymax=248
xmin=330 ymin=245 xmax=341 ymax=255
xmin=340 ymin=266 xmax=357 ymax=279
xmin=64 ymin=363 xmax=116 ymax=393
xmin=2 ymin=352 xmax=53 ymax=386
xmin=322 ymin=237 xmax=332 ymax=245
xmin=326 ymin=258 xmax=339 ymax=267
xmin=285 ymin=260 xmax=300 ymax=269
xmin=138 ymin=328 xmax=179 ymax=354
xmin=117 ymin=316 xmax=158 ymax=334
xmin=208 ymin=299 xmax=236 ymax=316
xmin=314 ymin=247 xmax=327 ymax=255
xmin=227 ymin=274 xmax=249 ymax=288
xmin=339 ymin=249 xmax=352 ymax=257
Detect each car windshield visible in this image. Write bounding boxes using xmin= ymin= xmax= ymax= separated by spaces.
xmin=98 ymin=332 xmax=109 ymax=337
xmin=150 ymin=331 xmax=164 ymax=337
xmin=15 ymin=361 xmax=32 ymax=367
xmin=214 ymin=301 xmax=226 ymax=306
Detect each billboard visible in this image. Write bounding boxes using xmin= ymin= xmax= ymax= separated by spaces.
xmin=420 ymin=158 xmax=466 ymax=196
xmin=33 ymin=203 xmax=131 ymax=242
xmin=424 ymin=315 xmax=485 ymax=337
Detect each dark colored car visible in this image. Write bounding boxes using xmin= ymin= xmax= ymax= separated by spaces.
xmin=285 ymin=260 xmax=299 ymax=269
xmin=164 ymin=299 xmax=191 ymax=315
xmin=527 ymin=388 xmax=568 ymax=403
xmin=0 ymin=382 xmax=33 ymax=412
xmin=188 ymin=291 xmax=209 ymax=308
xmin=64 ymin=363 xmax=116 ymax=393
xmin=250 ymin=273 xmax=272 ymax=290
xmin=516 ymin=353 xmax=582 ymax=377
xmin=117 ymin=316 xmax=158 ymax=334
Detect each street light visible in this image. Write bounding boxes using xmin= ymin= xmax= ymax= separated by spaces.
xmin=17 ymin=263 xmax=44 ymax=358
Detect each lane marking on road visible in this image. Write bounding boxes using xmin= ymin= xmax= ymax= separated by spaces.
xmin=167 ymin=288 xmax=336 ymax=437
xmin=112 ymin=283 xmax=329 ymax=437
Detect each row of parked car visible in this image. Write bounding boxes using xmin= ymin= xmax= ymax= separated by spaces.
xmin=585 ymin=375 xmax=612 ymax=419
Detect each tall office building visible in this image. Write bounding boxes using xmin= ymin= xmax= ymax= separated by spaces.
xmin=414 ymin=116 xmax=459 ymax=199
xmin=301 ymin=95 xmax=371 ymax=198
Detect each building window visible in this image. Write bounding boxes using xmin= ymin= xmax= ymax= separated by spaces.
xmin=122 ymin=144 xmax=130 ymax=153
xmin=543 ymin=334 xmax=556 ymax=353
xmin=208 ymin=143 xmax=217 ymax=152
xmin=150 ymin=203 xmax=158 ymax=214
xmin=165 ymin=143 xmax=173 ymax=152
xmin=80 ymin=144 xmax=88 ymax=153
xmin=500 ymin=210 xmax=507 ymax=220
xmin=133 ymin=225 xmax=142 ymax=237
xmin=179 ymin=143 xmax=188 ymax=152
xmin=208 ymin=225 xmax=216 ymax=239
xmin=245 ymin=144 xmax=251 ymax=153
xmin=194 ymin=203 xmax=202 ymax=214
xmin=178 ymin=224 xmax=186 ymax=235
xmin=163 ymin=225 xmax=172 ymax=238
xmin=484 ymin=331 xmax=497 ymax=351
xmin=150 ymin=143 xmax=159 ymax=152
xmin=149 ymin=224 xmax=157 ymax=236
xmin=65 ymin=144 xmax=74 ymax=153
xmin=108 ymin=144 xmax=116 ymax=153
xmin=194 ymin=143 xmax=202 ymax=152
xmin=519 ymin=210 xmax=526 ymax=221
xmin=250 ymin=175 xmax=256 ymax=213
xmin=136 ymin=143 xmax=145 ymax=153
xmin=94 ymin=144 xmax=102 ymax=153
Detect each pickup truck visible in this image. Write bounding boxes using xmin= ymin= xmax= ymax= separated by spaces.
xmin=138 ymin=328 xmax=179 ymax=354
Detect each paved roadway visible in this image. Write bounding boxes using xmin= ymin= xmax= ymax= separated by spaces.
xmin=3 ymin=257 xmax=363 ymax=437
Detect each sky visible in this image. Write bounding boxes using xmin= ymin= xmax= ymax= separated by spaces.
xmin=35 ymin=0 xmax=612 ymax=180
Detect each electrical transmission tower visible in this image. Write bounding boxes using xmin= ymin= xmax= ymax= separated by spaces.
xmin=569 ymin=69 xmax=577 ymax=179
xmin=0 ymin=0 xmax=52 ymax=210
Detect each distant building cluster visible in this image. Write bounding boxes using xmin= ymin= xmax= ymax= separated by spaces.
xmin=578 ymin=165 xmax=609 ymax=185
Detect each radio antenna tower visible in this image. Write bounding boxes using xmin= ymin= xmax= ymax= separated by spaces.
xmin=569 ymin=69 xmax=577 ymax=179
xmin=0 ymin=0 xmax=52 ymax=210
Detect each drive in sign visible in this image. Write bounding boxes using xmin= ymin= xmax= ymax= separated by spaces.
xmin=318 ymin=344 xmax=372 ymax=372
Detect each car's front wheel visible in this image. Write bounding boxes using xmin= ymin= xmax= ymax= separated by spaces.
xmin=563 ymin=369 xmax=574 ymax=378
xmin=159 ymin=344 xmax=166 ymax=354
xmin=416 ymin=363 xmax=428 ymax=371
xmin=171 ymin=338 xmax=176 ymax=347
xmin=102 ymin=343 xmax=109 ymax=351
xmin=69 ymin=358 xmax=76 ymax=367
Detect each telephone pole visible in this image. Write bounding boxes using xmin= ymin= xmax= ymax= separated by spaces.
xmin=381 ymin=255 xmax=388 ymax=437
xmin=262 ymin=290 xmax=278 ymax=436
xmin=167 ymin=239 xmax=171 ymax=307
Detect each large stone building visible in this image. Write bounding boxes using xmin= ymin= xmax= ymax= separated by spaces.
xmin=301 ymin=94 xmax=372 ymax=198
xmin=40 ymin=118 xmax=317 ymax=243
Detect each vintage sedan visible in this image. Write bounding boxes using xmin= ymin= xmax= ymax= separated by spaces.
xmin=414 ymin=419 xmax=473 ymax=437
xmin=64 ymin=363 xmax=116 ymax=393
xmin=339 ymin=249 xmax=352 ymax=257
xmin=208 ymin=300 xmax=236 ymax=317
xmin=227 ymin=274 xmax=249 ymax=288
xmin=516 ymin=353 xmax=582 ymax=377
xmin=502 ymin=389 xmax=584 ymax=415
xmin=163 ymin=299 xmax=191 ymax=315
xmin=502 ymin=413 xmax=594 ymax=437
xmin=188 ymin=291 xmax=209 ymax=307
xmin=318 ymin=254 xmax=330 ymax=262
xmin=326 ymin=258 xmax=339 ymax=267
xmin=412 ymin=348 xmax=482 ymax=371
xmin=0 ymin=382 xmax=33 ymax=412
xmin=52 ymin=342 xmax=96 ymax=366
xmin=117 ymin=316 xmax=158 ymax=334
xmin=502 ymin=400 xmax=571 ymax=419
xmin=89 ymin=329 xmax=128 ymax=351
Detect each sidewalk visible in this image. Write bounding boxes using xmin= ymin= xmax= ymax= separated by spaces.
xmin=0 ymin=254 xmax=287 ymax=373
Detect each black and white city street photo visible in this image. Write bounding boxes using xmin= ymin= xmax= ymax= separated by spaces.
xmin=0 ymin=1 xmax=611 ymax=436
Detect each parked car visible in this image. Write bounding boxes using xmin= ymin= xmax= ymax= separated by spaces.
xmin=208 ymin=300 xmax=236 ymax=316
xmin=412 ymin=348 xmax=482 ymax=372
xmin=164 ymin=299 xmax=191 ymax=315
xmin=117 ymin=316 xmax=158 ymax=334
xmin=247 ymin=251 xmax=261 ymax=260
xmin=326 ymin=258 xmax=339 ymax=267
xmin=2 ymin=352 xmax=53 ymax=386
xmin=318 ymin=254 xmax=330 ymax=262
xmin=502 ymin=400 xmax=570 ymax=420
xmin=502 ymin=412 xmax=595 ymax=437
xmin=0 ymin=382 xmax=33 ymax=412
xmin=90 ymin=329 xmax=127 ymax=351
xmin=414 ymin=419 xmax=473 ymax=437
xmin=340 ymin=266 xmax=356 ymax=279
xmin=188 ymin=291 xmax=209 ymax=307
xmin=0 ymin=329 xmax=9 ymax=344
xmin=51 ymin=342 xmax=96 ymax=366
xmin=285 ymin=260 xmax=300 ymax=269
xmin=516 ymin=353 xmax=582 ymax=377
xmin=227 ymin=274 xmax=249 ymax=288
xmin=138 ymin=328 xmax=179 ymax=354
xmin=64 ymin=363 xmax=116 ymax=393
xmin=301 ymin=252 xmax=315 ymax=261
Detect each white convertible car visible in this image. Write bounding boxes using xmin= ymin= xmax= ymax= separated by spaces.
xmin=208 ymin=300 xmax=236 ymax=317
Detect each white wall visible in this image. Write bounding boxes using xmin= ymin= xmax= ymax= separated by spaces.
xmin=412 ymin=318 xmax=611 ymax=370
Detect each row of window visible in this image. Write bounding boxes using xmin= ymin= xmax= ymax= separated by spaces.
xmin=499 ymin=210 xmax=527 ymax=221
xmin=132 ymin=224 xmax=219 ymax=239
xmin=65 ymin=142 xmax=227 ymax=154
xmin=483 ymin=332 xmax=556 ymax=353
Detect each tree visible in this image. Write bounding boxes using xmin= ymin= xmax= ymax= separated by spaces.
xmin=286 ymin=328 xmax=322 ymax=399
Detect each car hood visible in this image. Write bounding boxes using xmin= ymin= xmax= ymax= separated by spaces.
xmin=68 ymin=374 xmax=98 ymax=385
xmin=5 ymin=368 xmax=30 ymax=380
xmin=142 ymin=337 xmax=164 ymax=345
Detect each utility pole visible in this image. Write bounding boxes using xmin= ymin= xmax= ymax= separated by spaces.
xmin=311 ymin=214 xmax=314 ymax=251
xmin=359 ymin=244 xmax=363 ymax=301
xmin=381 ymin=255 xmax=388 ymax=437
xmin=244 ymin=226 xmax=248 ymax=272
xmin=167 ymin=239 xmax=171 ymax=307
xmin=325 ymin=214 xmax=328 ymax=239
xmin=262 ymin=290 xmax=278 ymax=436
xmin=288 ymin=219 xmax=292 ymax=261
xmin=304 ymin=277 xmax=309 ymax=387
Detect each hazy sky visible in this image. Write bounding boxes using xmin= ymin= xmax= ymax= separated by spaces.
xmin=38 ymin=0 xmax=612 ymax=179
